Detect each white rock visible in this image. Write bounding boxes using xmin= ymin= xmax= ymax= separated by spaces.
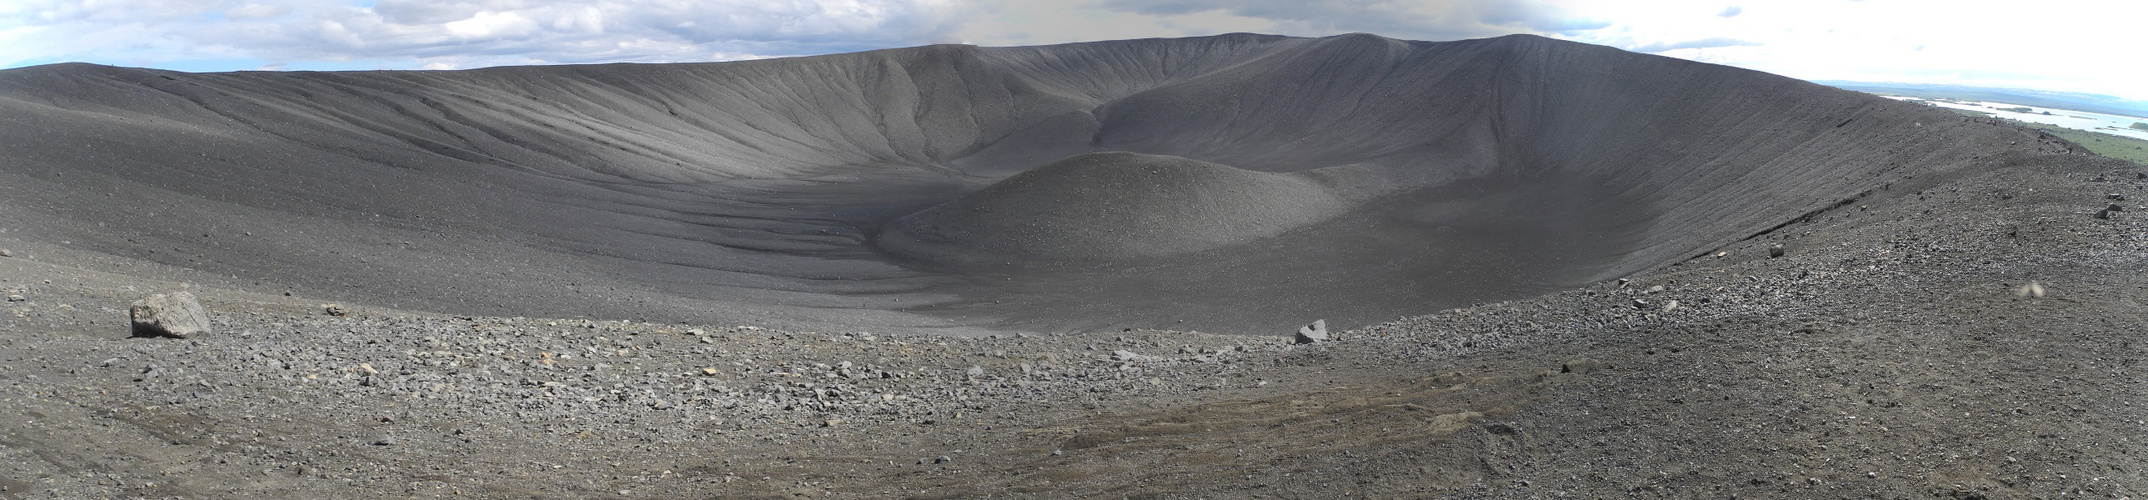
xmin=1294 ymin=319 xmax=1329 ymax=344
xmin=130 ymin=292 xmax=211 ymax=339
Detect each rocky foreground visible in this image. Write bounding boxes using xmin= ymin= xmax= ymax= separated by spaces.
xmin=3 ymin=150 xmax=2146 ymax=498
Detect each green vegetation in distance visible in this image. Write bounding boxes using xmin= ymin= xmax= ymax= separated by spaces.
xmin=1872 ymin=91 xmax=2142 ymax=164
xmin=2016 ymin=120 xmax=2148 ymax=165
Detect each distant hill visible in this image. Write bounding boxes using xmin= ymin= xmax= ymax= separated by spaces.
xmin=1819 ymin=81 xmax=2148 ymax=119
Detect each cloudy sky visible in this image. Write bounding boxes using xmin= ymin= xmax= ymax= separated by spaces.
xmin=2 ymin=0 xmax=2141 ymax=100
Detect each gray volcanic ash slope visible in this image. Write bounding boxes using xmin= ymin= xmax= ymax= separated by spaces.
xmin=6 ymin=33 xmax=2145 ymax=499
xmin=0 ymin=33 xmax=2027 ymax=334
xmin=875 ymin=151 xmax=1355 ymax=262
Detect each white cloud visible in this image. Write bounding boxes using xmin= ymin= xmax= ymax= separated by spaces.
xmin=443 ymin=10 xmax=540 ymax=39
xmin=1628 ymin=36 xmax=1757 ymax=53
xmin=1552 ymin=0 xmax=2148 ymax=100
xmin=0 ymin=0 xmax=963 ymax=69
xmin=6 ymin=0 xmax=236 ymax=24
xmin=225 ymin=4 xmax=291 ymax=20
xmin=948 ymin=0 xmax=1609 ymax=46
xmin=372 ymin=0 xmax=484 ymax=25
xmin=0 ymin=0 xmax=2141 ymax=100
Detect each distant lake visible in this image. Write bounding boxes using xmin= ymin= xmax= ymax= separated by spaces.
xmin=1887 ymin=96 xmax=2148 ymax=141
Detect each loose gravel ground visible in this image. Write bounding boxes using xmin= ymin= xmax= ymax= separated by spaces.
xmin=3 ymin=151 xmax=2147 ymax=498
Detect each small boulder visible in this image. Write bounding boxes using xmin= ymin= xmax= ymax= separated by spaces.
xmin=1768 ymin=244 xmax=1786 ymax=258
xmin=2108 ymin=204 xmax=2126 ymax=212
xmin=130 ymin=292 xmax=211 ymax=338
xmin=0 ymin=248 xmax=12 ymax=257
xmin=2013 ymin=281 xmax=2046 ymax=299
xmin=2096 ymin=208 xmax=2113 ymax=220
xmin=1294 ymin=319 xmax=1329 ymax=344
xmin=1560 ymin=358 xmax=1611 ymax=375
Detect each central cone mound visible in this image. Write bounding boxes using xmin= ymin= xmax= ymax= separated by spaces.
xmin=876 ymin=152 xmax=1350 ymax=263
